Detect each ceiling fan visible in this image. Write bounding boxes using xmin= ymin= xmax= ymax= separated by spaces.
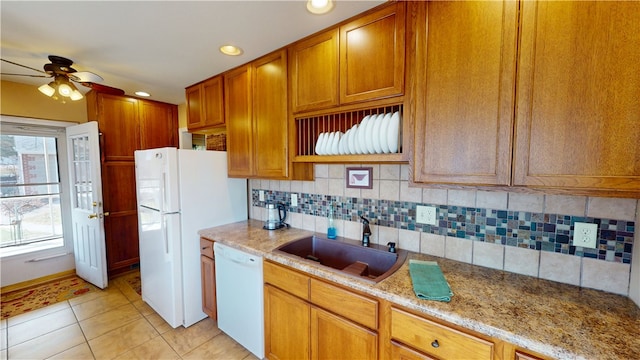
xmin=1 ymin=55 xmax=124 ymax=101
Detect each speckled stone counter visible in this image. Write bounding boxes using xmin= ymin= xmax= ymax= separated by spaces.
xmin=199 ymin=220 xmax=640 ymax=360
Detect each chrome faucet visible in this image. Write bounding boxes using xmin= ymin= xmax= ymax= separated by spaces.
xmin=361 ymin=216 xmax=371 ymax=247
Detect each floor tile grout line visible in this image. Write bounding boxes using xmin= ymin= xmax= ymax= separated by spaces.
xmin=68 ymin=298 xmax=98 ymax=360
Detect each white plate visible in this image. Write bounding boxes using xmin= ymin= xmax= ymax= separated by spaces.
xmin=315 ymin=133 xmax=325 ymax=155
xmin=372 ymin=114 xmax=384 ymax=153
xmin=325 ymin=132 xmax=335 ymax=155
xmin=348 ymin=124 xmax=358 ymax=154
xmin=388 ymin=112 xmax=401 ymax=153
xmin=320 ymin=132 xmax=330 ymax=155
xmin=357 ymin=115 xmax=370 ymax=154
xmin=379 ymin=114 xmax=390 ymax=153
xmin=332 ymin=132 xmax=341 ymax=155
xmin=338 ymin=129 xmax=351 ymax=155
xmin=365 ymin=114 xmax=377 ymax=154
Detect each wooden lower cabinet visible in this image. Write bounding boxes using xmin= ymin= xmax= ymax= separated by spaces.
xmin=264 ymin=284 xmax=310 ymax=360
xmin=390 ymin=307 xmax=494 ymax=360
xmin=264 ymin=261 xmax=378 ymax=360
xmin=200 ymin=238 xmax=216 ymax=320
xmin=312 ymin=307 xmax=377 ymax=360
xmin=264 ymin=261 xmax=551 ymax=360
xmin=391 ymin=341 xmax=435 ymax=360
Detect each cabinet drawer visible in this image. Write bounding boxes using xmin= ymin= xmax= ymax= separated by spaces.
xmin=264 ymin=261 xmax=309 ymax=300
xmin=310 ymin=278 xmax=378 ymax=330
xmin=391 ymin=308 xmax=494 ymax=360
xmin=200 ymin=238 xmax=214 ymax=258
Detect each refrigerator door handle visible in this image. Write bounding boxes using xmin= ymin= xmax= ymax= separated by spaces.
xmin=163 ymin=216 xmax=169 ymax=255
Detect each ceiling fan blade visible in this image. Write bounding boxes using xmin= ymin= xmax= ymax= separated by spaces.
xmin=80 ymin=82 xmax=125 ymax=96
xmin=69 ymin=71 xmax=103 ymax=83
xmin=0 ymin=73 xmax=51 ymax=78
xmin=1 ymin=58 xmax=48 ymax=75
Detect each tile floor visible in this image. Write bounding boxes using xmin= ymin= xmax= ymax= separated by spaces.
xmin=0 ymin=275 xmax=258 ymax=360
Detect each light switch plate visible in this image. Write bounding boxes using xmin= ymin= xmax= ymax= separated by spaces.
xmin=573 ymin=222 xmax=598 ymax=249
xmin=416 ymin=205 xmax=437 ymax=225
xmin=291 ymin=193 xmax=298 ymax=207
xmin=259 ymin=190 xmax=265 ymax=202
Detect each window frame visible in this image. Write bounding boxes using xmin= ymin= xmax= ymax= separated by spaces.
xmin=0 ymin=116 xmax=75 ymax=260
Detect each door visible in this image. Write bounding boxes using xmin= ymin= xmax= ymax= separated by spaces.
xmin=66 ymin=121 xmax=107 ymax=289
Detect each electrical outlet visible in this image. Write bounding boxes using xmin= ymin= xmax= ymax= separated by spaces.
xmin=291 ymin=193 xmax=298 ymax=207
xmin=259 ymin=190 xmax=265 ymax=202
xmin=416 ymin=205 xmax=437 ymax=225
xmin=573 ymin=222 xmax=598 ymax=249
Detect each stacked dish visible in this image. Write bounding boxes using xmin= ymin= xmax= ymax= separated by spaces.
xmin=314 ymin=111 xmax=401 ymax=155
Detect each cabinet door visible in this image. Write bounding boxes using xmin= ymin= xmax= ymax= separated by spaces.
xmin=97 ymin=94 xmax=140 ymax=161
xmin=253 ymin=50 xmax=288 ymax=178
xmin=139 ymin=100 xmax=177 ymax=149
xmin=340 ymin=2 xmax=405 ymax=104
xmin=311 ymin=307 xmax=378 ymax=360
xmin=200 ymin=254 xmax=216 ymax=320
xmin=391 ymin=342 xmax=435 ymax=360
xmin=225 ymin=65 xmax=254 ymax=177
xmin=289 ymin=29 xmax=339 ymax=113
xmin=101 ymin=162 xmax=139 ymax=273
xmin=264 ymin=285 xmax=310 ymax=360
xmin=412 ymin=1 xmax=517 ymax=186
xmin=202 ymin=76 xmax=225 ymax=127
xmin=514 ymin=1 xmax=640 ymax=192
xmin=186 ymin=84 xmax=202 ymax=129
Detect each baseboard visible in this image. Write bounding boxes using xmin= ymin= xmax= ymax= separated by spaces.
xmin=0 ymin=269 xmax=76 ymax=293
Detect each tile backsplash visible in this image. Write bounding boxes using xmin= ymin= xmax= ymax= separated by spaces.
xmin=249 ymin=164 xmax=639 ymax=297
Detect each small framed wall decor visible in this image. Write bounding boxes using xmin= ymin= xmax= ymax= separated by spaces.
xmin=346 ymin=167 xmax=373 ymax=189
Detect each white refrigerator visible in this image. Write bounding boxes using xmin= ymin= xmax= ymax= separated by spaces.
xmin=134 ymin=148 xmax=248 ymax=328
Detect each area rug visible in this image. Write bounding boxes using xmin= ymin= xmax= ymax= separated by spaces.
xmin=1 ymin=275 xmax=98 ymax=319
xmin=123 ymin=272 xmax=142 ymax=295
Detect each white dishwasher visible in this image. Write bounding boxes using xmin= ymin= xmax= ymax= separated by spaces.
xmin=214 ymin=242 xmax=264 ymax=359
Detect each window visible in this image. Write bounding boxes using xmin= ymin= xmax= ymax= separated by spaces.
xmin=0 ymin=121 xmax=70 ymax=257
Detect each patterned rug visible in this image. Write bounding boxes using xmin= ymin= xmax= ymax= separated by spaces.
xmin=1 ymin=276 xmax=98 ymax=319
xmin=124 ymin=272 xmax=142 ymax=295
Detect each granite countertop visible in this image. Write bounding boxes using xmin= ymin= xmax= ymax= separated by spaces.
xmin=199 ymin=219 xmax=640 ymax=360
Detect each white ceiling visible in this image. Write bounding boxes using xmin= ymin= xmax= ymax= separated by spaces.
xmin=1 ymin=0 xmax=384 ymax=105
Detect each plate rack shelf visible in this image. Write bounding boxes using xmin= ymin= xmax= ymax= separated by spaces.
xmin=293 ymin=103 xmax=405 ymax=163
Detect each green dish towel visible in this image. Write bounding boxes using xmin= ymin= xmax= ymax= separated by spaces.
xmin=409 ymin=260 xmax=453 ymax=302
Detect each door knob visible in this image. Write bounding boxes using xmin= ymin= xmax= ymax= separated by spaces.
xmin=104 ymin=212 xmax=110 ymax=216
xmin=88 ymin=213 xmax=98 ymax=219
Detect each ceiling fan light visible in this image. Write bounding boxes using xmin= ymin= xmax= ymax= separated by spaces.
xmin=38 ymin=82 xmax=56 ymax=97
xmin=58 ymin=82 xmax=73 ymax=97
xmin=70 ymin=89 xmax=83 ymax=101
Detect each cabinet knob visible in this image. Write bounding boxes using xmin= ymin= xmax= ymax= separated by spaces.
xmin=431 ymin=339 xmax=439 ymax=348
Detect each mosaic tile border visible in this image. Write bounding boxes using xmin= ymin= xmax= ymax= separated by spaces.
xmin=252 ymin=189 xmax=635 ymax=264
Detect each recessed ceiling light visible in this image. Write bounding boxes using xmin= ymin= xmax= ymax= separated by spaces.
xmin=307 ymin=0 xmax=334 ymax=15
xmin=135 ymin=91 xmax=151 ymax=97
xmin=219 ymin=45 xmax=243 ymax=56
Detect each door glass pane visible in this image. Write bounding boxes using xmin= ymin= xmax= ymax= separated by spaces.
xmin=71 ymin=135 xmax=93 ymax=211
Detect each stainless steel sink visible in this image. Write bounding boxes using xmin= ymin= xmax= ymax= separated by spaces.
xmin=274 ymin=235 xmax=407 ymax=283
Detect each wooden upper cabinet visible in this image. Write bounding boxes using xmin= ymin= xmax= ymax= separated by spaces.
xmin=340 ymin=2 xmax=405 ymax=105
xmin=186 ymin=85 xmax=202 ymax=129
xmin=224 ymin=64 xmax=254 ymax=177
xmin=514 ymin=1 xmax=640 ymax=193
xmin=93 ymin=94 xmax=140 ymax=161
xmin=412 ymin=1 xmax=517 ymax=186
xmin=289 ymin=29 xmax=339 ymax=113
xmin=139 ymin=100 xmax=178 ymax=150
xmin=186 ymin=75 xmax=225 ymax=132
xmin=253 ymin=50 xmax=289 ymax=178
